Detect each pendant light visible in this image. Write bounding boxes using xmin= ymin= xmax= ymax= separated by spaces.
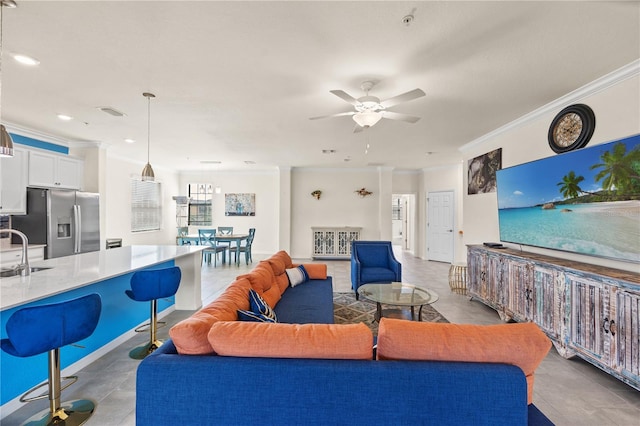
xmin=141 ymin=92 xmax=156 ymax=181
xmin=0 ymin=0 xmax=17 ymax=158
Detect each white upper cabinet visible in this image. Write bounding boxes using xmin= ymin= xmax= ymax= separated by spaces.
xmin=28 ymin=150 xmax=83 ymax=190
xmin=0 ymin=147 xmax=28 ymax=214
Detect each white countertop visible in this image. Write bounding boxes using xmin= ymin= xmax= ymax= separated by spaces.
xmin=0 ymin=245 xmax=204 ymax=311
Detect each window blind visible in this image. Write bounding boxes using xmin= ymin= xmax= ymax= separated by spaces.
xmin=131 ymin=179 xmax=162 ymax=232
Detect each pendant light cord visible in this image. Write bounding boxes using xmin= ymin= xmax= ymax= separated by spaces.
xmin=142 ymin=92 xmax=155 ymax=164
xmin=146 ymin=95 xmax=151 ymax=164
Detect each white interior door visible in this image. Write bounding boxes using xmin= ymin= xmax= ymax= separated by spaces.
xmin=427 ymin=191 xmax=454 ymax=262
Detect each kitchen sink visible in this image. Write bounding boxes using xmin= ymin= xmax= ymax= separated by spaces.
xmin=0 ymin=267 xmax=52 ymax=278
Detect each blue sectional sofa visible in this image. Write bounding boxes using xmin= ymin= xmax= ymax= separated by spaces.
xmin=136 ymin=251 xmax=553 ymax=425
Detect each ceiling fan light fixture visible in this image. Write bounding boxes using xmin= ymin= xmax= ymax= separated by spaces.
xmin=353 ymin=111 xmax=382 ymax=128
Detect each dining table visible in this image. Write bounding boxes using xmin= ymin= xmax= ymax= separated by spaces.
xmin=177 ymin=233 xmax=249 ymax=266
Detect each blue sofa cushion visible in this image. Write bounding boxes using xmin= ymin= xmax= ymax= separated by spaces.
xmin=361 ymin=267 xmax=397 ymax=283
xmin=274 ymin=278 xmax=334 ymax=324
xmin=249 ymin=289 xmax=277 ymax=322
xmin=237 ymin=309 xmax=277 ymax=323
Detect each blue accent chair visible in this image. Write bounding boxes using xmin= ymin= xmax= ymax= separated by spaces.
xmin=351 ymin=241 xmax=402 ymax=300
xmin=125 ymin=266 xmax=181 ymax=359
xmin=1 ymin=293 xmax=102 ymax=425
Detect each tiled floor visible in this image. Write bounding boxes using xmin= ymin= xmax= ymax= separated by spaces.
xmin=2 ymin=250 xmax=639 ymax=425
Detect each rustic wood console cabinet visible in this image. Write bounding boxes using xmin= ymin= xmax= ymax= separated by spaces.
xmin=467 ymin=245 xmax=640 ymax=391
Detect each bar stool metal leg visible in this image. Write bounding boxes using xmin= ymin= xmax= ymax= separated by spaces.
xmin=129 ymin=299 xmax=164 ymax=360
xmin=21 ymin=348 xmax=96 ymax=426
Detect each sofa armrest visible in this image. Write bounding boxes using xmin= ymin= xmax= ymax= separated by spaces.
xmin=350 ymin=255 xmax=362 ymax=288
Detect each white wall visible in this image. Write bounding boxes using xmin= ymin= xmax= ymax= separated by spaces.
xmin=290 ymin=168 xmax=389 ymax=258
xmin=460 ymin=70 xmax=640 ymax=272
xmin=178 ymin=170 xmax=280 ymax=255
xmin=105 ymin=155 xmax=180 ymax=246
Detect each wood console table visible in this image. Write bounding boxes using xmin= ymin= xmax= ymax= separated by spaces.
xmin=467 ymin=245 xmax=640 ymax=391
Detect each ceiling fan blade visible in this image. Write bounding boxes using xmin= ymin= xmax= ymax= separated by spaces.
xmin=330 ymin=90 xmax=359 ymax=106
xmin=381 ymin=111 xmax=421 ymax=123
xmin=380 ymin=88 xmax=426 ymax=108
xmin=309 ymin=111 xmax=355 ymax=120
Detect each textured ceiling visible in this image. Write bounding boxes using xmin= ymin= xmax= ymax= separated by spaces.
xmin=2 ymin=1 xmax=639 ymax=172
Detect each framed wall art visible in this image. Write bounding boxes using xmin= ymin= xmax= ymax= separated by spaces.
xmin=468 ymin=148 xmax=502 ymax=195
xmin=224 ymin=193 xmax=256 ymax=216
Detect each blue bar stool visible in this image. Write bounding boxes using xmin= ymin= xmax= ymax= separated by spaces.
xmin=1 ymin=293 xmax=102 ymax=426
xmin=125 ymin=266 xmax=181 ymax=359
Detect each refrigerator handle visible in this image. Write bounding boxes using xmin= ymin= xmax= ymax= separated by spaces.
xmin=74 ymin=204 xmax=82 ymax=253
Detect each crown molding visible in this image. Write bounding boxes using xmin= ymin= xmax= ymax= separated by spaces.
xmin=3 ymin=121 xmax=70 ymax=146
xmin=459 ymin=59 xmax=640 ymax=153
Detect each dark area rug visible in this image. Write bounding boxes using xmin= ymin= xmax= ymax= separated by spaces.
xmin=333 ymin=292 xmax=448 ymax=335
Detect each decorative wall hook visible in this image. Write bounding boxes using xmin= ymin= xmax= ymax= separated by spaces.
xmin=355 ymin=188 xmax=372 ymax=197
xmin=311 ymin=190 xmax=322 ymax=200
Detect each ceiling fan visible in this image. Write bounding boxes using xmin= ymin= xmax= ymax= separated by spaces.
xmin=310 ymin=81 xmax=425 ymax=132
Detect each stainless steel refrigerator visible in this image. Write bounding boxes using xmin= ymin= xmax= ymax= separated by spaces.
xmin=12 ymin=188 xmax=100 ymax=259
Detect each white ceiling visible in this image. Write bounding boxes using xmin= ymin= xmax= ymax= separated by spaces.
xmin=2 ymin=1 xmax=639 ymax=172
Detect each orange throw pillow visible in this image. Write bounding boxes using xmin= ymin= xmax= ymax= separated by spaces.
xmin=292 ymin=263 xmax=328 ymax=280
xmin=376 ymin=319 xmax=551 ymax=404
xmin=208 ymin=322 xmax=373 ymax=360
xmin=169 ymin=278 xmax=252 ymax=355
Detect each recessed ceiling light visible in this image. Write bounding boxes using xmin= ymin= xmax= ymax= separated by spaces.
xmin=13 ymin=54 xmax=40 ymax=66
xmin=124 ymin=138 xmax=135 ymax=144
xmin=57 ymin=114 xmax=73 ymax=121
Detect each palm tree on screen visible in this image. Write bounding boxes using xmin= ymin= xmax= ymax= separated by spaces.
xmin=590 ymin=142 xmax=640 ymax=195
xmin=557 ymin=171 xmax=585 ymax=199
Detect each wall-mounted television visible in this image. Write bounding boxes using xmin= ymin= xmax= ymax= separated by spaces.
xmin=496 ymin=134 xmax=640 ymax=263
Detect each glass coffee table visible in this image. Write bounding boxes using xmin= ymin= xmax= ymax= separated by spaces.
xmin=357 ymin=282 xmax=439 ymax=321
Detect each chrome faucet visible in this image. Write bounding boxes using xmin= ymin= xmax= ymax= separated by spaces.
xmin=6 ymin=229 xmax=30 ymax=277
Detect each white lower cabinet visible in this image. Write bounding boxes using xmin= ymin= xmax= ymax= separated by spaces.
xmin=312 ymin=227 xmax=361 ymax=259
xmin=0 ymin=246 xmax=45 ymax=269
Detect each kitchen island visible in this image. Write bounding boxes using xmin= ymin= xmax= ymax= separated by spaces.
xmin=0 ymin=245 xmax=204 ymax=415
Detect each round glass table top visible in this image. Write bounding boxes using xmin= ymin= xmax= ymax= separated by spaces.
xmin=357 ymin=282 xmax=439 ymax=307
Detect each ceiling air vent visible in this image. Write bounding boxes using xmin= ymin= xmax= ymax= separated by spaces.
xmin=98 ymin=107 xmax=126 ymax=117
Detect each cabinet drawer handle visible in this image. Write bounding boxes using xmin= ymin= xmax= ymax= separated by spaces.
xmin=602 ymin=317 xmax=610 ymax=334
xmin=610 ymin=320 xmax=616 ymax=336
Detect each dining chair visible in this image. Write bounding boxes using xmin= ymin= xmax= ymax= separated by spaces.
xmin=177 ymin=227 xmax=190 ymax=245
xmin=230 ymin=228 xmax=255 ymax=265
xmin=217 ymin=226 xmax=235 ymax=252
xmin=198 ymin=229 xmax=227 ymax=266
xmin=217 ymin=226 xmax=233 ymax=235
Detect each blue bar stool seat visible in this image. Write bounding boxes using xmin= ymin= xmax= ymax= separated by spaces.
xmin=125 ymin=266 xmax=181 ymax=359
xmin=1 ymin=293 xmax=102 ymax=426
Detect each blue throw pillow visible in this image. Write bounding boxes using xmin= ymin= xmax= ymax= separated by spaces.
xmin=237 ymin=309 xmax=276 ymax=323
xmin=248 ymin=289 xmax=277 ymax=322
xmin=285 ymin=265 xmax=309 ymax=287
